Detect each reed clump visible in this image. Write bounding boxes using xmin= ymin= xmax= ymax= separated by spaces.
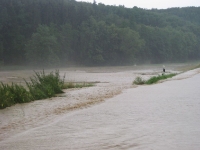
xmin=0 ymin=70 xmax=96 ymax=109
xmin=0 ymin=70 xmax=65 ymax=109
xmin=25 ymin=70 xmax=65 ymax=100
xmin=0 ymin=83 xmax=32 ymax=109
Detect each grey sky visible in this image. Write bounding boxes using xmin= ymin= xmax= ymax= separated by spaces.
xmin=76 ymin=0 xmax=200 ymax=9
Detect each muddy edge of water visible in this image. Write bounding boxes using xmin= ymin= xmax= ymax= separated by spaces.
xmin=0 ymin=63 xmax=199 ymax=141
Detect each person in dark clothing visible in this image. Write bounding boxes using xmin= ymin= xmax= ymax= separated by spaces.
xmin=162 ymin=65 xmax=165 ymax=75
xmin=163 ymin=68 xmax=165 ymax=72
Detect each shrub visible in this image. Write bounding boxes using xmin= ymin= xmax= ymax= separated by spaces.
xmin=9 ymin=83 xmax=32 ymax=103
xmin=0 ymin=82 xmax=32 ymax=109
xmin=25 ymin=70 xmax=65 ymax=100
xmin=0 ymin=70 xmax=65 ymax=109
xmin=133 ymin=76 xmax=146 ymax=85
xmin=0 ymin=70 xmax=94 ymax=109
xmin=0 ymin=83 xmax=14 ymax=109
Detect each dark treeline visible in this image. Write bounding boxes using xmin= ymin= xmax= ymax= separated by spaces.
xmin=0 ymin=0 xmax=200 ymax=66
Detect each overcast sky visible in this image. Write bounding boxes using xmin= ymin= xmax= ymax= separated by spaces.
xmin=76 ymin=0 xmax=200 ymax=9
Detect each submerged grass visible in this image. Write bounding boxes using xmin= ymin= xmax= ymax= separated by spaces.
xmin=133 ymin=73 xmax=177 ymax=85
xmin=62 ymin=82 xmax=94 ymax=89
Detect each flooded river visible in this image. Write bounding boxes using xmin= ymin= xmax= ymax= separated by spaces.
xmin=0 ymin=65 xmax=200 ymax=150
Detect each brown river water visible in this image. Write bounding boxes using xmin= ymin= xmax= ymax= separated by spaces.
xmin=0 ymin=64 xmax=200 ymax=150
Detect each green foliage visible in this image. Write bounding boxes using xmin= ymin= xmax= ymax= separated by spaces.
xmin=79 ymin=18 xmax=144 ymax=65
xmin=0 ymin=70 xmax=95 ymax=109
xmin=133 ymin=73 xmax=177 ymax=85
xmin=25 ymin=24 xmax=60 ymax=66
xmin=145 ymin=73 xmax=177 ymax=84
xmin=133 ymin=76 xmax=146 ymax=85
xmin=0 ymin=83 xmax=32 ymax=109
xmin=1 ymin=0 xmax=200 ymax=65
xmin=25 ymin=70 xmax=65 ymax=100
xmin=0 ymin=70 xmax=65 ymax=109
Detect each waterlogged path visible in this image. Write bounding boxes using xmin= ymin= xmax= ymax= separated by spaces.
xmin=0 ymin=68 xmax=200 ymax=150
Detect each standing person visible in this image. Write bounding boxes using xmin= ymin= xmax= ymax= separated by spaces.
xmin=163 ymin=65 xmax=165 ymax=73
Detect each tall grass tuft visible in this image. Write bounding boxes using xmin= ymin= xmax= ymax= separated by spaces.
xmin=0 ymin=82 xmax=32 ymax=109
xmin=25 ymin=70 xmax=65 ymax=100
xmin=0 ymin=70 xmax=65 ymax=109
xmin=0 ymin=70 xmax=95 ymax=109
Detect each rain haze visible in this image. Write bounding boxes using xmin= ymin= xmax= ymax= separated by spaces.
xmin=1 ymin=0 xmax=200 ymax=150
xmin=76 ymin=0 xmax=200 ymax=9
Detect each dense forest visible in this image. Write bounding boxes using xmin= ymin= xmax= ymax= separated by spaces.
xmin=0 ymin=0 xmax=200 ymax=66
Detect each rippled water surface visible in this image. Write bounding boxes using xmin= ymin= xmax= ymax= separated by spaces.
xmin=0 ymin=66 xmax=200 ymax=150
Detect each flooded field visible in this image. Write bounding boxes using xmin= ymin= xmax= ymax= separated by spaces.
xmin=0 ymin=63 xmax=200 ymax=150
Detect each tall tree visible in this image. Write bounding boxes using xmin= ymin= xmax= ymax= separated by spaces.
xmin=25 ymin=24 xmax=60 ymax=66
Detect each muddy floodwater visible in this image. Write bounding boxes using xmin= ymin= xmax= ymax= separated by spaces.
xmin=0 ymin=64 xmax=200 ymax=150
